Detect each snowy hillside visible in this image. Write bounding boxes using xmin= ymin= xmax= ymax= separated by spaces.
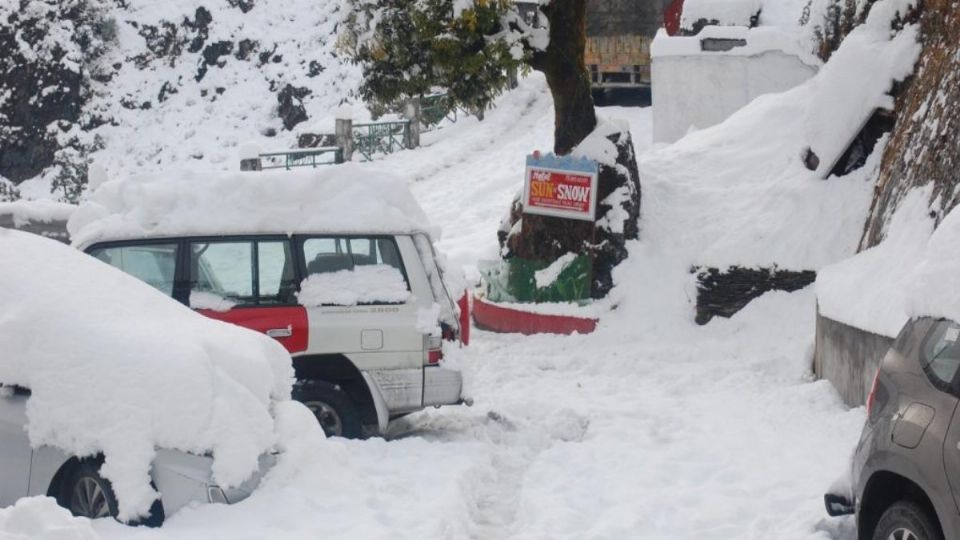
xmin=3 ymin=0 xmax=363 ymax=199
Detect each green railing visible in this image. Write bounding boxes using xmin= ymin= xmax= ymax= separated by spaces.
xmin=259 ymin=147 xmax=343 ymax=169
xmin=352 ymin=121 xmax=411 ymax=161
xmin=421 ymin=93 xmax=464 ymax=131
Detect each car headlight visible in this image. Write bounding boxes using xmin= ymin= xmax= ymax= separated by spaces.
xmin=207 ymin=486 xmax=229 ymax=504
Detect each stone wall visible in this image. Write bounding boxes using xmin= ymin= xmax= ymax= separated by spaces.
xmin=814 ymin=311 xmax=894 ymax=408
xmin=860 ymin=1 xmax=959 ymax=248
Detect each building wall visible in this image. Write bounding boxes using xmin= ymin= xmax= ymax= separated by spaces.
xmin=586 ymin=0 xmax=671 ymax=38
xmin=652 ymin=48 xmax=816 ymax=144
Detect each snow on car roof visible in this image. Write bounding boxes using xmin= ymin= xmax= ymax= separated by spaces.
xmin=0 ymin=228 xmax=293 ymax=520
xmin=68 ymin=164 xmax=437 ymax=248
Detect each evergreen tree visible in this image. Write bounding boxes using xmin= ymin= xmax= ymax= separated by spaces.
xmin=342 ymin=0 xmax=597 ymax=155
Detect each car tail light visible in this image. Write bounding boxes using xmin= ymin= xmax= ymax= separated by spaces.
xmin=425 ymin=335 xmax=443 ymax=365
xmin=866 ymin=370 xmax=881 ymax=416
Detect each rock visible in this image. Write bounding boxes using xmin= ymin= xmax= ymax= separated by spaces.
xmin=277 ymin=84 xmax=312 ymax=131
xmin=499 ymin=130 xmax=642 ymax=299
xmin=694 ymin=266 xmax=817 ymax=325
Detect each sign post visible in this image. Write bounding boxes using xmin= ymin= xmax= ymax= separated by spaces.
xmin=522 ymin=154 xmax=599 ymax=221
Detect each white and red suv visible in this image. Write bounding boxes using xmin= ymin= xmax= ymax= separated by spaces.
xmin=80 ymin=230 xmax=468 ymax=438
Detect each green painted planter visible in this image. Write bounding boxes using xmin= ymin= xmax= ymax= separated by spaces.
xmin=479 ymin=255 xmax=593 ymax=304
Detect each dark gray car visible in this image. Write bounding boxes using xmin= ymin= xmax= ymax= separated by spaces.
xmin=825 ymin=317 xmax=960 ymax=540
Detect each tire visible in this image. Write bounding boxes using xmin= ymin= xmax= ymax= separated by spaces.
xmin=292 ymin=380 xmax=363 ymax=439
xmin=62 ymin=460 xmax=164 ymax=527
xmin=872 ymin=501 xmax=942 ymax=540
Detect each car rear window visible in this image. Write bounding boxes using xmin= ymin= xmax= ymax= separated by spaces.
xmin=299 ymin=236 xmax=409 ymax=306
xmin=921 ymin=320 xmax=960 ymax=390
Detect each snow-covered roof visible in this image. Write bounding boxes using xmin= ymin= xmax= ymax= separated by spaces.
xmin=818 ymin=186 xmax=960 ymax=337
xmin=68 ymin=165 xmax=436 ymax=248
xmin=0 ymin=228 xmax=293 ymax=519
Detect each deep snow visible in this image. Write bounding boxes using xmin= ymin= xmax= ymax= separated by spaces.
xmin=31 ymin=73 xmax=864 ymax=540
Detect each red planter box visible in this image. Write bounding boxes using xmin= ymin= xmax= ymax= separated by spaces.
xmin=472 ymin=295 xmax=598 ymax=336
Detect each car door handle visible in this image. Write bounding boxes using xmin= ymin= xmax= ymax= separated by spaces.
xmin=266 ymin=326 xmax=293 ymax=338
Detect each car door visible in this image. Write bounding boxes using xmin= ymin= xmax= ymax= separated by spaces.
xmin=0 ymin=385 xmax=32 ymax=506
xmin=187 ymin=238 xmax=308 ymax=353
xmin=919 ymin=319 xmax=960 ymax=513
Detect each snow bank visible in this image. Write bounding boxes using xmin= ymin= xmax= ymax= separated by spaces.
xmin=818 ymin=185 xmax=960 ymax=337
xmin=817 ymin=187 xmax=934 ymax=336
xmin=0 ymin=200 xmax=77 ymax=227
xmin=804 ymin=0 xmax=920 ymax=177
xmin=297 ymin=265 xmax=411 ymax=307
xmin=68 ymin=165 xmax=436 ymax=247
xmin=681 ymin=0 xmax=761 ymax=29
xmin=640 ymin=83 xmax=881 ymax=271
xmin=0 ymin=229 xmax=294 ymax=520
xmin=0 ymin=497 xmax=98 ymax=540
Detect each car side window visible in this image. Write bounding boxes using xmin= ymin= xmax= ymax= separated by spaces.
xmin=189 ymin=240 xmax=295 ymax=307
xmin=89 ymin=244 xmax=178 ymax=297
xmin=921 ymin=320 xmax=960 ymax=392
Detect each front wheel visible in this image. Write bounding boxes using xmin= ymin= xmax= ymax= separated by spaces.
xmin=293 ymin=380 xmax=363 ymax=438
xmin=872 ymin=501 xmax=942 ymax=540
xmin=66 ymin=462 xmax=118 ymax=520
xmin=62 ymin=460 xmax=164 ymax=527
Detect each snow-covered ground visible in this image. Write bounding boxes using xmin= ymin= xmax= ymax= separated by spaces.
xmin=59 ymin=74 xmax=867 ymax=540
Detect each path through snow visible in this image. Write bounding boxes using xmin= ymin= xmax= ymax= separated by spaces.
xmin=94 ymin=76 xmax=864 ymax=540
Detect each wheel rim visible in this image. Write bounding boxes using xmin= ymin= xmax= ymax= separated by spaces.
xmin=70 ymin=477 xmax=112 ymax=519
xmin=888 ymin=528 xmax=921 ymax=540
xmin=304 ymin=400 xmax=343 ymax=437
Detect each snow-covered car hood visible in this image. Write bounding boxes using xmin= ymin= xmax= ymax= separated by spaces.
xmin=0 ymin=228 xmax=294 ymax=520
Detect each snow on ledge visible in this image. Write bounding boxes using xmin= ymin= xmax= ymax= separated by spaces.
xmin=0 ymin=200 xmax=77 ymax=227
xmin=652 ymin=26 xmax=820 ymax=67
xmin=296 ymin=265 xmax=411 ymax=307
xmin=68 ymin=164 xmax=437 ymax=248
xmin=816 ymin=186 xmax=937 ymax=337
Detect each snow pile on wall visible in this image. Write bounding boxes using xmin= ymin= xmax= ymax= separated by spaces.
xmin=0 ymin=229 xmax=294 ymax=520
xmin=0 ymin=200 xmax=76 ymax=227
xmin=819 ymin=186 xmax=960 ymax=337
xmin=67 ymin=165 xmax=436 ymax=247
xmin=652 ymin=26 xmax=820 ymax=144
xmin=804 ymin=0 xmax=921 ymax=177
xmin=0 ymin=497 xmax=98 ymax=540
xmin=816 ymin=187 xmax=934 ymax=336
xmin=681 ymin=0 xmax=761 ymax=29
xmin=297 ymin=265 xmax=411 ymax=307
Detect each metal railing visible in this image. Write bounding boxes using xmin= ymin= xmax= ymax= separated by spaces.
xmin=351 ymin=121 xmax=411 ymax=161
xmin=258 ymin=147 xmax=344 ymax=170
xmin=421 ymin=93 xmax=466 ymax=132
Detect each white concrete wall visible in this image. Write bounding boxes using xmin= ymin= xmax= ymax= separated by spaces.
xmin=652 ymin=36 xmax=818 ymax=144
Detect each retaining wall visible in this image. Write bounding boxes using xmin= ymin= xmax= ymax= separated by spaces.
xmin=814 ymin=310 xmax=895 ymax=408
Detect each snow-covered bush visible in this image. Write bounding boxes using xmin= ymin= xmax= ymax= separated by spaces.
xmin=0 ymin=228 xmax=294 ymax=520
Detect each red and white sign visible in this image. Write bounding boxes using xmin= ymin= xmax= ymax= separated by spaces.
xmin=522 ymin=155 xmax=599 ymax=222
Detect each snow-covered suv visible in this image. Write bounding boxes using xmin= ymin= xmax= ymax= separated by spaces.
xmin=68 ymin=167 xmax=468 ymax=439
xmin=80 ymin=231 xmax=466 ymax=438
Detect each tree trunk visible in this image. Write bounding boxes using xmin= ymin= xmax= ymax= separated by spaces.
xmin=531 ymin=0 xmax=598 ymax=155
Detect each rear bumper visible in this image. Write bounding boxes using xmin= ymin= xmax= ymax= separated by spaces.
xmin=423 ymin=365 xmax=463 ymax=407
